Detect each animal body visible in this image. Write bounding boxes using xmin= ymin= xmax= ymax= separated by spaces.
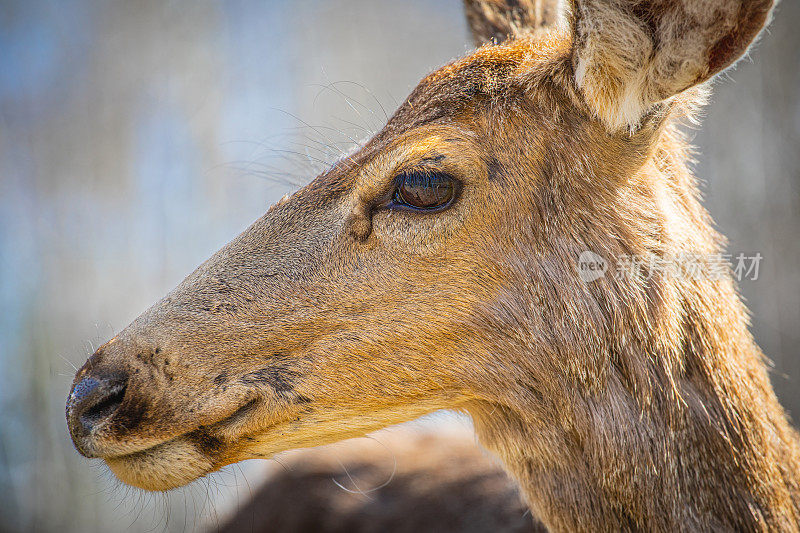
xmin=215 ymin=429 xmax=542 ymax=533
xmin=67 ymin=0 xmax=800 ymax=530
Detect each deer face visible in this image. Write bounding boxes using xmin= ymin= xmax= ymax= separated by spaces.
xmin=67 ymin=0 xmax=773 ymax=491
xmin=65 ymin=44 xmax=565 ymax=490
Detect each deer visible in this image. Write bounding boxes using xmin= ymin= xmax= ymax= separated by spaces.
xmin=66 ymin=0 xmax=799 ymax=530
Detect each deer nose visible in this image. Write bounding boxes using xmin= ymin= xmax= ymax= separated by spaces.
xmin=66 ymin=372 xmax=128 ymax=457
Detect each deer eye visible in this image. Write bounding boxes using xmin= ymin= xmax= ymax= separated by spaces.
xmin=392 ymin=171 xmax=457 ymax=211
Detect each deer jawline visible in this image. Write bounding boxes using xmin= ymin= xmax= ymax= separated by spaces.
xmin=101 ymin=398 xmax=285 ymax=491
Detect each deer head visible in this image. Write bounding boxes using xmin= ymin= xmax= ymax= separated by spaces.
xmin=68 ymin=1 xmax=797 ymax=530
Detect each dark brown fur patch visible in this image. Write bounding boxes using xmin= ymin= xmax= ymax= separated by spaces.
xmin=241 ymin=366 xmax=300 ymax=394
xmin=486 ymin=157 xmax=506 ymax=182
xmin=295 ymin=395 xmax=313 ymax=405
xmin=110 ymin=394 xmax=148 ymax=433
xmin=189 ymin=429 xmax=223 ymax=458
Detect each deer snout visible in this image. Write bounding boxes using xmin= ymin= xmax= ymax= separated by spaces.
xmin=66 ymin=369 xmax=128 ymax=457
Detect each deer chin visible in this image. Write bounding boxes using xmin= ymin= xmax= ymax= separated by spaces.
xmin=102 ymin=417 xmax=302 ymax=491
xmin=101 ymin=397 xmax=292 ymax=491
xmin=104 ymin=400 xmax=451 ymax=491
xmin=105 ymin=437 xmax=215 ymax=491
xmin=99 ymin=416 xmax=341 ymax=491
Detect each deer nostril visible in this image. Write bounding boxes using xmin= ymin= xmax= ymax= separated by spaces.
xmin=79 ymin=383 xmax=127 ymax=429
xmin=70 ymin=376 xmax=100 ymax=403
xmin=68 ymin=374 xmax=128 ymax=434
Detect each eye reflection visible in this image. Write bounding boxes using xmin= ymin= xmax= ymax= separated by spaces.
xmin=393 ymin=171 xmax=456 ymax=211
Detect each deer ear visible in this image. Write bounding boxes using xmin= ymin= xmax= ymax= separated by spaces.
xmin=569 ymin=0 xmax=775 ymax=131
xmin=464 ymin=0 xmax=562 ymax=46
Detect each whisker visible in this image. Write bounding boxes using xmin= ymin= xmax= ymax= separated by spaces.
xmin=266 ymin=107 xmax=344 ymax=157
xmin=56 ymin=353 xmax=78 ymax=372
xmin=314 ymin=73 xmax=376 ymax=133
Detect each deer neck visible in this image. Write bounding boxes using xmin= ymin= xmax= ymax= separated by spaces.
xmin=469 ymin=274 xmax=800 ymax=532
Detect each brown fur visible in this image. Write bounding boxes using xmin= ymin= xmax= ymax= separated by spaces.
xmin=67 ymin=0 xmax=799 ymax=531
xmin=464 ymin=0 xmax=562 ymax=44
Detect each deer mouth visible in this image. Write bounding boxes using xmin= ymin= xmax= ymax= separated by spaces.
xmin=100 ymin=397 xmax=290 ymax=491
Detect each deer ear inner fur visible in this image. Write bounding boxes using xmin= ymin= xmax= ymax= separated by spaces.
xmin=568 ymin=0 xmax=774 ymax=131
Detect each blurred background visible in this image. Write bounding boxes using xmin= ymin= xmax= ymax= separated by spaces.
xmin=0 ymin=0 xmax=797 ymax=531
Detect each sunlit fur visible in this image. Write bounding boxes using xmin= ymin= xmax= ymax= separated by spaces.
xmin=67 ymin=0 xmax=799 ymax=530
